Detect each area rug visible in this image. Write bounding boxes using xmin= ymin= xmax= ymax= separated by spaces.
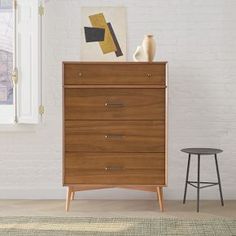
xmin=0 ymin=217 xmax=235 ymax=236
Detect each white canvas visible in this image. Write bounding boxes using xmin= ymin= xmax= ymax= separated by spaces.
xmin=81 ymin=7 xmax=126 ymax=61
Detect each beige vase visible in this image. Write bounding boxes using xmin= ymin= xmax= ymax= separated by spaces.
xmin=142 ymin=35 xmax=156 ymax=62
xmin=133 ymin=46 xmax=146 ymax=62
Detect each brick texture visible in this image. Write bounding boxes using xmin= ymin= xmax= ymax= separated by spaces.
xmin=0 ymin=0 xmax=235 ymax=200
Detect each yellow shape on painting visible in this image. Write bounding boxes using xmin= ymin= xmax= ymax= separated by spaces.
xmin=89 ymin=13 xmax=117 ymax=54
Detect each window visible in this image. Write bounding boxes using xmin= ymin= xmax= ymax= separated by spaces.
xmin=0 ymin=0 xmax=14 ymax=123
xmin=0 ymin=0 xmax=42 ymax=124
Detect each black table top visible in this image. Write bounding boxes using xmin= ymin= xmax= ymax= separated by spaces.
xmin=181 ymin=148 xmax=223 ymax=155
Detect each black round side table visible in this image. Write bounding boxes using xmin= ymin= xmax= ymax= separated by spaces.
xmin=181 ymin=148 xmax=224 ymax=212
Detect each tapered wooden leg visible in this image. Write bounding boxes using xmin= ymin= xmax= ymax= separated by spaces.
xmin=71 ymin=191 xmax=75 ymax=200
xmin=66 ymin=187 xmax=73 ymax=212
xmin=157 ymin=186 xmax=164 ymax=212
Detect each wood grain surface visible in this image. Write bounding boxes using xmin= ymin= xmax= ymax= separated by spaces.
xmin=65 ymin=120 xmax=165 ymax=153
xmin=64 ymin=88 xmax=165 ymax=120
xmin=64 ymin=63 xmax=166 ymax=85
xmin=64 ymin=152 xmax=165 ymax=185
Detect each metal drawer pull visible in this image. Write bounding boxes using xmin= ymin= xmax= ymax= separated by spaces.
xmin=105 ymin=134 xmax=124 ymax=140
xmin=146 ymin=73 xmax=152 ymax=78
xmin=105 ymin=102 xmax=124 ymax=108
xmin=78 ymin=72 xmax=83 ymax=77
xmin=105 ymin=166 xmax=124 ymax=171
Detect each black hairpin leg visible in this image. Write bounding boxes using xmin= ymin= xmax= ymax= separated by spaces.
xmin=215 ymin=154 xmax=224 ymax=206
xmin=197 ymin=154 xmax=200 ymax=212
xmin=183 ymin=154 xmax=191 ymax=204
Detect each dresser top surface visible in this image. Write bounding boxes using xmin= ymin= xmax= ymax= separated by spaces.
xmin=63 ymin=61 xmax=168 ymax=65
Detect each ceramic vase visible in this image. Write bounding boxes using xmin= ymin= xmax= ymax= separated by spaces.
xmin=133 ymin=46 xmax=146 ymax=62
xmin=142 ymin=35 xmax=156 ymax=62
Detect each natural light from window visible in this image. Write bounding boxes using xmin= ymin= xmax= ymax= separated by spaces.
xmin=0 ymin=0 xmax=13 ymax=105
xmin=0 ymin=0 xmax=14 ymax=124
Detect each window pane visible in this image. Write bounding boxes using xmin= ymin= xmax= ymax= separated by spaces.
xmin=0 ymin=0 xmax=13 ymax=105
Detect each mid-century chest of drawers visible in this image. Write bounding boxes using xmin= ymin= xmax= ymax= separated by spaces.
xmin=63 ymin=62 xmax=168 ymax=211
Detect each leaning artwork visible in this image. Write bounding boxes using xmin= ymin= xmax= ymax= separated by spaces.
xmin=81 ymin=7 xmax=126 ymax=61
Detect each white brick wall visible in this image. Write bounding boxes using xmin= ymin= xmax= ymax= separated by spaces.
xmin=0 ymin=0 xmax=235 ymax=200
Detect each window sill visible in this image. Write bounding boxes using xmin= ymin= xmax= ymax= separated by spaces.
xmin=0 ymin=124 xmax=39 ymax=133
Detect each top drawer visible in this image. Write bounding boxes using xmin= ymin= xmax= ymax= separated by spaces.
xmin=64 ymin=63 xmax=166 ymax=85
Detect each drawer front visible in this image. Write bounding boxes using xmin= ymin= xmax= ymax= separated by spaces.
xmin=64 ymin=64 xmax=166 ymax=85
xmin=65 ymin=121 xmax=165 ymax=153
xmin=64 ymin=88 xmax=165 ymax=120
xmin=65 ymin=152 xmax=165 ymax=170
xmin=64 ymin=153 xmax=165 ymax=185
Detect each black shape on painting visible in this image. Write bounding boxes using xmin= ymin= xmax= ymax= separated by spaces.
xmin=107 ymin=22 xmax=123 ymax=57
xmin=84 ymin=27 xmax=105 ymax=42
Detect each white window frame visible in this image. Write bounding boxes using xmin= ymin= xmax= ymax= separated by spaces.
xmin=0 ymin=0 xmax=43 ymax=125
xmin=0 ymin=105 xmax=14 ymax=123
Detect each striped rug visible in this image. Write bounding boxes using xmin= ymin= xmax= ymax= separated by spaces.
xmin=0 ymin=217 xmax=235 ymax=236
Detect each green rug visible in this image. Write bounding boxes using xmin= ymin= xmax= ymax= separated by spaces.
xmin=0 ymin=217 xmax=235 ymax=236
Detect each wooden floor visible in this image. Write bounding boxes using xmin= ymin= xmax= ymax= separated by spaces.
xmin=0 ymin=200 xmax=235 ymax=219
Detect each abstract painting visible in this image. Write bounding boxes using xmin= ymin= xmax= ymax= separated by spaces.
xmin=81 ymin=7 xmax=126 ymax=61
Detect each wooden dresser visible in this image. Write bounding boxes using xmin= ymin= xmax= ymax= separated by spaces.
xmin=63 ymin=62 xmax=168 ymax=211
